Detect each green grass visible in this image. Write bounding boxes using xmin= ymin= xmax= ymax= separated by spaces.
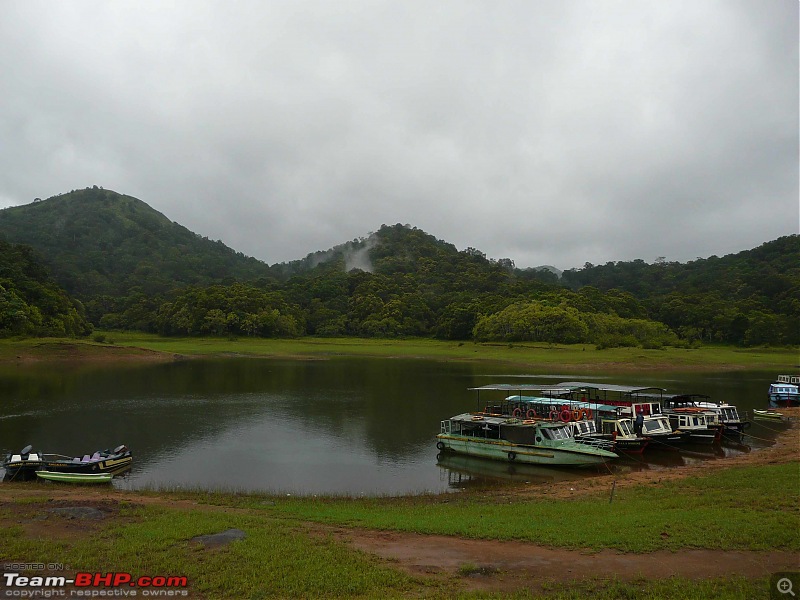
xmin=0 ymin=505 xmax=426 ymax=598
xmin=514 ymin=577 xmax=769 ymax=600
xmin=1 ymin=462 xmax=795 ymax=598
xmin=7 ymin=332 xmax=797 ymax=370
xmin=260 ymin=462 xmax=800 ymax=553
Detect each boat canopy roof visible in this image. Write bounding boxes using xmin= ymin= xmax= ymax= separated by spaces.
xmin=505 ymin=395 xmax=621 ymax=413
xmin=448 ymin=413 xmax=570 ymax=428
xmin=470 ymin=382 xmax=667 ymax=394
xmin=662 ymin=393 xmax=711 ymax=402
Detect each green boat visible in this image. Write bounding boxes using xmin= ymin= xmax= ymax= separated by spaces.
xmin=437 ymin=413 xmax=618 ymax=466
xmin=36 ymin=471 xmax=114 ymax=484
xmin=753 ymin=409 xmax=786 ymax=421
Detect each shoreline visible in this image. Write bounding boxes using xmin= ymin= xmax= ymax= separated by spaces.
xmin=2 ymin=334 xmax=798 ymax=372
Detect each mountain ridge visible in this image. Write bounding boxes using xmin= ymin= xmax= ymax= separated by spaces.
xmin=0 ymin=187 xmax=795 ymax=346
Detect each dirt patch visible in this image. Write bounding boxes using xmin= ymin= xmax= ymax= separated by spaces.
xmin=4 ymin=341 xmax=180 ymax=365
xmin=334 ymin=528 xmax=799 ymax=593
xmin=0 ymin=499 xmax=126 ymax=540
xmin=325 ymin=416 xmax=799 ymax=593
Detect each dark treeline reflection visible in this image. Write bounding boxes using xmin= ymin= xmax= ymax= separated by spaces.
xmin=0 ymin=359 xmax=782 ymax=494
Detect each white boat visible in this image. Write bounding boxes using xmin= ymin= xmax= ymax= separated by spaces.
xmin=768 ymin=376 xmax=799 ymax=407
xmin=687 ymin=395 xmax=751 ymax=438
xmin=437 ymin=413 xmax=618 ymax=466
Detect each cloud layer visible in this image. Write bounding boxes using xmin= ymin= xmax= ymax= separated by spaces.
xmin=1 ymin=0 xmax=797 ymax=269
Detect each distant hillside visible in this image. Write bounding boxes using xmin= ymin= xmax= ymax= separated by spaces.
xmin=0 ymin=187 xmax=794 ymax=346
xmin=0 ymin=187 xmax=274 ymax=299
xmin=561 ymin=235 xmax=800 ymax=344
xmin=0 ymin=239 xmax=90 ymax=337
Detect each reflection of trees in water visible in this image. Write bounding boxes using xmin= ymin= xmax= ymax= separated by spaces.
xmin=0 ymin=360 xmax=775 ymax=484
xmin=0 ymin=357 xmax=485 ymax=463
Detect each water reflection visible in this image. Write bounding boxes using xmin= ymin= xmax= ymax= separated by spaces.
xmin=437 ymin=453 xmax=596 ymax=489
xmin=0 ymin=358 xmax=787 ymax=495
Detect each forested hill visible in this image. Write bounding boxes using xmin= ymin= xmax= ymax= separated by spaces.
xmin=0 ymin=187 xmax=274 ymax=298
xmin=0 ymin=239 xmax=90 ymax=337
xmin=561 ymin=235 xmax=800 ymax=345
xmin=0 ymin=187 xmax=795 ymax=346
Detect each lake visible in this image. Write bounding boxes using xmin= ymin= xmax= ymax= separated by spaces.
xmin=0 ymin=357 xmax=787 ymax=495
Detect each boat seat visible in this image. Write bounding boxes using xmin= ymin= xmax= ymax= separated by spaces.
xmin=72 ymin=457 xmax=82 ymax=462
xmin=81 ymin=455 xmax=91 ymax=462
xmin=91 ymin=452 xmax=101 ymax=460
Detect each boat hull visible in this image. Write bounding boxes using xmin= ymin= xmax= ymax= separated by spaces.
xmin=2 ymin=453 xmax=45 ymax=481
xmin=40 ymin=455 xmax=132 ymax=475
xmin=768 ymin=394 xmax=799 ymax=408
xmin=436 ymin=434 xmax=617 ymax=466
xmin=36 ymin=471 xmax=113 ymax=484
xmin=644 ymin=430 xmax=692 ymax=450
xmin=753 ymin=409 xmax=787 ymax=421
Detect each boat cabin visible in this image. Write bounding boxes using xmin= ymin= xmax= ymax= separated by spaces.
xmin=440 ymin=414 xmax=577 ymax=446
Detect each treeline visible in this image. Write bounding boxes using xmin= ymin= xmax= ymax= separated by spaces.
xmin=0 ymin=240 xmax=90 ymax=337
xmin=561 ymin=235 xmax=800 ymax=346
xmin=93 ymin=264 xmax=684 ymax=349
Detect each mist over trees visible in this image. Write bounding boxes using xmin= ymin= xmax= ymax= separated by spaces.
xmin=0 ymin=188 xmax=797 ymax=347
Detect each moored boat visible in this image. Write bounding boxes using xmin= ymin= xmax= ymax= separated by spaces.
xmin=683 ymin=394 xmax=751 ymax=439
xmin=36 ymin=471 xmax=114 ymax=484
xmin=502 ymin=395 xmax=649 ymax=454
xmin=768 ymin=376 xmax=799 ymax=407
xmin=1 ymin=446 xmax=45 ymax=481
xmin=2 ymin=444 xmax=132 ymax=481
xmin=472 ymin=383 xmax=685 ymax=452
xmin=39 ymin=445 xmax=132 ymax=475
xmin=753 ymin=409 xmax=787 ymax=421
xmin=660 ymin=408 xmax=719 ymax=444
xmin=437 ymin=413 xmax=618 ymax=467
xmin=661 ymin=395 xmax=722 ymax=444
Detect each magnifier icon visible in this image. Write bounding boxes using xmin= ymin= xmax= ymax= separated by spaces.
xmin=778 ymin=578 xmax=796 ymax=596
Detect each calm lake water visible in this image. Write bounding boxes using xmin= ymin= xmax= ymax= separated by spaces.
xmin=0 ymin=357 xmax=788 ymax=495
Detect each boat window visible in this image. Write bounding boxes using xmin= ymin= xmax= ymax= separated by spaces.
xmin=544 ymin=426 xmax=572 ymax=440
xmin=643 ymin=420 xmax=663 ymax=433
xmin=679 ymin=416 xmax=687 ymax=427
xmin=619 ymin=420 xmax=632 ymax=436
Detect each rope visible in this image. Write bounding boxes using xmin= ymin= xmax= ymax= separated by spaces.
xmin=748 ymin=421 xmax=791 ymax=435
xmin=741 ymin=431 xmax=788 ymax=444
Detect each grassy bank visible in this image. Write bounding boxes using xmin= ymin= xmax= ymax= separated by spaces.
xmin=263 ymin=462 xmax=799 ymax=553
xmin=3 ymin=332 xmax=799 ymax=370
xmin=1 ymin=462 xmax=796 ymax=598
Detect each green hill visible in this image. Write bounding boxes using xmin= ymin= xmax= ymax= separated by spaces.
xmin=0 ymin=187 xmax=274 ymax=300
xmin=0 ymin=187 xmax=794 ymax=346
xmin=561 ymin=235 xmax=800 ymax=345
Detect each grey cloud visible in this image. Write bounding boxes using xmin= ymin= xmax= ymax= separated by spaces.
xmin=0 ymin=0 xmax=796 ymax=270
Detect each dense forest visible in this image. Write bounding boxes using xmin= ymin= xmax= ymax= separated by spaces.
xmin=0 ymin=239 xmax=90 ymax=337
xmin=0 ymin=187 xmax=797 ymax=347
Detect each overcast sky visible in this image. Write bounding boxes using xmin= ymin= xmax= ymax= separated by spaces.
xmin=1 ymin=1 xmax=797 ymax=270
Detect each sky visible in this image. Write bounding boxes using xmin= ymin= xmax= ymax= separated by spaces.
xmin=1 ymin=1 xmax=797 ymax=270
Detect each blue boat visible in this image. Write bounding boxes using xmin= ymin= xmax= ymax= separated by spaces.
xmin=768 ymin=376 xmax=799 ymax=407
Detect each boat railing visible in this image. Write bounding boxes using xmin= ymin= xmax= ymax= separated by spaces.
xmin=574 ymin=437 xmax=614 ymax=451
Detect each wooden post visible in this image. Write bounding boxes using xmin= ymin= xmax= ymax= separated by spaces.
xmin=609 ymin=480 xmax=616 ymax=504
